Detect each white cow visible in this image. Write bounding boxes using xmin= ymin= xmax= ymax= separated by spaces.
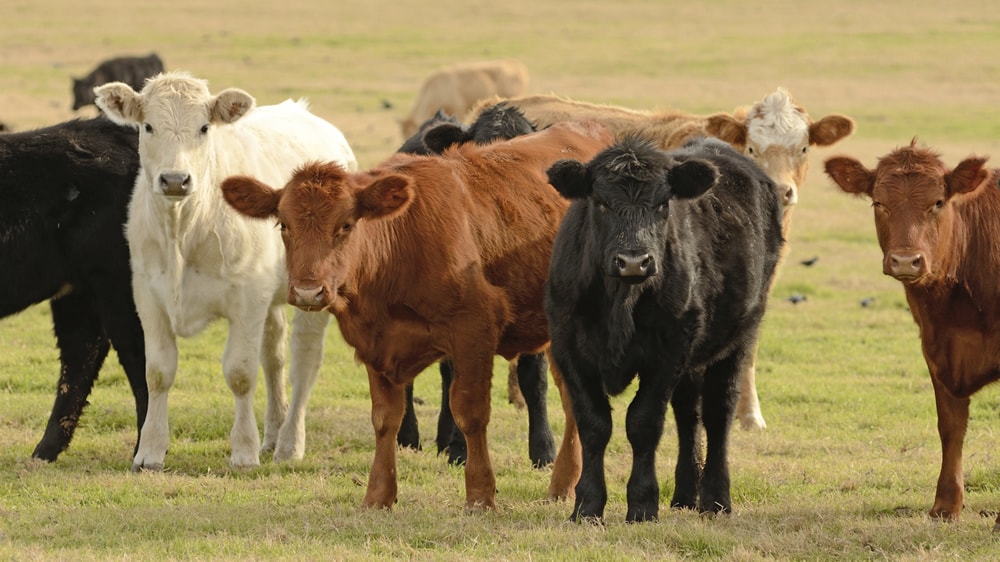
xmin=95 ymin=72 xmax=358 ymax=470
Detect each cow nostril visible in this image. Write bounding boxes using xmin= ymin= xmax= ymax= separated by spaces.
xmin=614 ymin=256 xmax=626 ymax=271
xmin=640 ymin=255 xmax=653 ymax=270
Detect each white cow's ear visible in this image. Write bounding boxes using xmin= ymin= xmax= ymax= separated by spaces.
xmin=94 ymin=82 xmax=143 ymax=127
xmin=211 ymin=89 xmax=256 ymax=124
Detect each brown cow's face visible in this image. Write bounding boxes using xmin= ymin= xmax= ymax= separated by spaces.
xmin=221 ymin=163 xmax=413 ymax=312
xmin=825 ymin=144 xmax=991 ymax=285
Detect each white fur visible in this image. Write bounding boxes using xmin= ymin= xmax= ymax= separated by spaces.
xmin=95 ymin=72 xmax=357 ymax=470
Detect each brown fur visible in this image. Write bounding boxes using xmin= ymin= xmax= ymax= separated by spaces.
xmin=400 ymin=60 xmax=529 ymax=138
xmin=221 ymin=120 xmax=614 ymax=511
xmin=825 ymin=142 xmax=1000 ymax=527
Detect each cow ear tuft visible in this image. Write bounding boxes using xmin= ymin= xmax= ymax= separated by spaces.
xmin=547 ymin=159 xmax=593 ymax=199
xmin=357 ymin=174 xmax=414 ymax=220
xmin=221 ymin=175 xmax=281 ymax=219
xmin=211 ymin=89 xmax=256 ymax=124
xmin=422 ymin=123 xmax=468 ymax=154
xmin=667 ymin=159 xmax=718 ymax=200
xmin=824 ymin=156 xmax=874 ymax=196
xmin=94 ymin=82 xmax=143 ymax=127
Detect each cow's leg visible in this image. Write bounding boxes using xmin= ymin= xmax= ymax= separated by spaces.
xmin=436 ymin=360 xmax=467 ymax=464
xmin=507 ymin=358 xmax=527 ymax=409
xmin=929 ymin=374 xmax=968 ymax=521
xmin=546 ymin=359 xmax=582 ymax=501
xmin=132 ymin=302 xmax=177 ymax=472
xmin=397 ymin=383 xmax=421 ymax=451
xmin=260 ymin=304 xmax=288 ymax=456
xmin=698 ymin=349 xmax=744 ymax=515
xmin=553 ymin=349 xmax=611 ymax=522
xmin=448 ymin=351 xmax=497 ymax=511
xmin=516 ymin=352 xmax=556 ymax=468
xmin=362 ymin=366 xmax=406 ymax=509
xmin=221 ymin=312 xmax=267 ymax=469
xmin=32 ymin=294 xmax=110 ymax=461
xmin=734 ymin=341 xmax=766 ymax=430
xmin=624 ymin=370 xmax=671 ymax=522
xmin=273 ymin=309 xmax=329 ymax=461
xmin=670 ymin=374 xmax=704 ymax=510
xmin=100 ymin=297 xmax=148 ymax=461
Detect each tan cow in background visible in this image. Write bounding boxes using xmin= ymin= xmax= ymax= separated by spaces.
xmin=399 ymin=60 xmax=529 ymax=138
xmin=470 ymin=89 xmax=855 ymax=430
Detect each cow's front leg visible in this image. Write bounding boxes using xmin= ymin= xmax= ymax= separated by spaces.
xmin=625 ymin=370 xmax=671 ymax=522
xmin=273 ymin=308 xmax=329 ymax=461
xmin=448 ymin=351 xmax=497 ymax=511
xmin=362 ymin=366 xmax=407 ymax=509
xmin=132 ymin=303 xmax=177 ymax=472
xmin=222 ymin=314 xmax=265 ymax=469
xmin=929 ymin=374 xmax=968 ymax=521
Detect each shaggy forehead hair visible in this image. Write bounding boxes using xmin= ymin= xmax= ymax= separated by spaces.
xmin=876 ymin=139 xmax=946 ymax=182
xmin=140 ymin=72 xmax=213 ymax=115
xmin=746 ymin=87 xmax=809 ymax=150
xmin=594 ymin=136 xmax=667 ymax=183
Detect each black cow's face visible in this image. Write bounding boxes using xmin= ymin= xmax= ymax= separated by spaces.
xmin=548 ymin=138 xmax=718 ymax=284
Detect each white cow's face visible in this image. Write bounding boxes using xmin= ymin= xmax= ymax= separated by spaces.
xmin=94 ymin=72 xmax=255 ymax=200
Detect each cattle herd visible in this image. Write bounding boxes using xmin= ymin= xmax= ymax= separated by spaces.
xmin=1 ymin=54 xmax=999 ymax=529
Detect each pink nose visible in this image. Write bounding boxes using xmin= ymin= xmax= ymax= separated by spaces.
xmin=886 ymin=253 xmax=924 ymax=279
xmin=290 ymin=285 xmax=325 ymax=308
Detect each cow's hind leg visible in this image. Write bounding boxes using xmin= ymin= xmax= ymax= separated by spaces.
xmin=546 ymin=360 xmax=582 ymax=501
xmin=33 ymin=294 xmax=110 ymax=461
xmin=362 ymin=366 xmax=407 ymax=509
xmin=260 ymin=304 xmax=288 ymax=456
xmin=735 ymin=344 xmax=766 ymax=430
xmin=100 ymin=295 xmax=148 ymax=461
xmin=273 ymin=309 xmax=329 ymax=461
xmin=436 ymin=360 xmax=467 ymax=465
xmin=516 ymin=352 xmax=556 ymax=468
xmin=397 ymin=383 xmax=421 ymax=451
xmin=624 ymin=369 xmax=672 ymax=522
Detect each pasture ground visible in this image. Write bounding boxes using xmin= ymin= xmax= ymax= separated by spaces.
xmin=3 ymin=1 xmax=1000 ymax=559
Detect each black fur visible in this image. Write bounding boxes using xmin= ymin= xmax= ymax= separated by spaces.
xmin=72 ymin=53 xmax=165 ymax=111
xmin=545 ymin=136 xmax=784 ymax=523
xmin=0 ymin=116 xmax=146 ymax=461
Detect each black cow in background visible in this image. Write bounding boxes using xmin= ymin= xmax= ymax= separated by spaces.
xmin=395 ymin=103 xmax=556 ymax=468
xmin=545 ymin=136 xmax=783 ymax=522
xmin=0 ymin=117 xmax=146 ymax=461
xmin=71 ymin=53 xmax=164 ymax=111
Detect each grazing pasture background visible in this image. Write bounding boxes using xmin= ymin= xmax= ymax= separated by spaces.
xmin=3 ymin=0 xmax=1000 ymax=559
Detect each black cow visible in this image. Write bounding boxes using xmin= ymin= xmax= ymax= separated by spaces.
xmin=72 ymin=53 xmax=165 ymax=111
xmin=0 ymin=117 xmax=147 ymax=461
xmin=545 ymin=136 xmax=783 ymax=522
xmin=395 ymin=103 xmax=556 ymax=468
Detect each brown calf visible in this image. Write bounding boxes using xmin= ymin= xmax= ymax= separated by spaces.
xmin=221 ymin=120 xmax=613 ymax=511
xmin=470 ymin=89 xmax=855 ymax=430
xmin=826 ymin=141 xmax=1000 ymax=529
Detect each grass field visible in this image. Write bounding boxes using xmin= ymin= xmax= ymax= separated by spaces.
xmin=3 ymin=0 xmax=1000 ymax=560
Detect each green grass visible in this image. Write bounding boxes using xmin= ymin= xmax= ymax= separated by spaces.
xmin=4 ymin=0 xmax=1000 ymax=559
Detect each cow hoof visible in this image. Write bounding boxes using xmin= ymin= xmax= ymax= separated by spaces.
xmin=464 ymin=500 xmax=497 ymax=513
xmin=738 ymin=413 xmax=767 ymax=430
xmin=131 ymin=462 xmax=163 ymax=473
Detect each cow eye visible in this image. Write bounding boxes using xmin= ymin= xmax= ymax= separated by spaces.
xmin=746 ymin=146 xmax=755 ymax=155
xmin=801 ymin=146 xmax=808 ymax=155
xmin=341 ymin=222 xmax=353 ymax=232
xmin=144 ymin=123 xmax=153 ymax=134
xmin=932 ymin=199 xmax=944 ymax=212
xmin=275 ymin=221 xmax=287 ymax=232
xmin=595 ymin=202 xmax=608 ymax=213
xmin=871 ymin=201 xmax=883 ymax=210
xmin=200 ymin=124 xmax=210 ymax=135
xmin=656 ymin=203 xmax=669 ymax=214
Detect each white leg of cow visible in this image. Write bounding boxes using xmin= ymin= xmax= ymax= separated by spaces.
xmin=273 ymin=309 xmax=330 ymax=461
xmin=259 ymin=304 xmax=288 ymax=454
xmin=222 ymin=317 xmax=265 ymax=469
xmin=735 ymin=349 xmax=767 ymax=430
xmin=132 ymin=304 xmax=178 ymax=472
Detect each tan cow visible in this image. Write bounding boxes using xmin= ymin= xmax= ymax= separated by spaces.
xmin=470 ymin=89 xmax=855 ymax=430
xmin=399 ymin=60 xmax=529 ymax=138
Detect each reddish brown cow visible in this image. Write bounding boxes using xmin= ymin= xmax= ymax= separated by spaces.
xmin=221 ymin=120 xmax=613 ymax=511
xmin=825 ymin=140 xmax=1000 ymax=529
